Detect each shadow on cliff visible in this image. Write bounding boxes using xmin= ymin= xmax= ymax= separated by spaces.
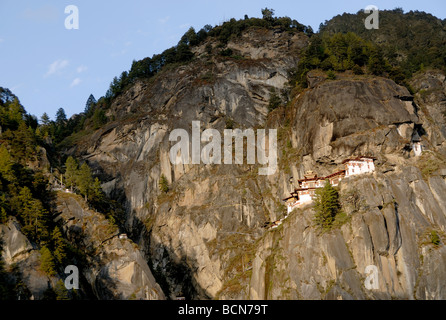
xmin=131 ymin=214 xmax=210 ymax=300
xmin=87 ymin=161 xmax=210 ymax=300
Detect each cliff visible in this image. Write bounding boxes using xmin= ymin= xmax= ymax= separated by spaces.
xmin=2 ymin=23 xmax=445 ymax=300
xmin=65 ymin=26 xmax=446 ymax=300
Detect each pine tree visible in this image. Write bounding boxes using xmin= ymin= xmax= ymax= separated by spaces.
xmin=84 ymin=94 xmax=97 ymax=115
xmin=54 ymin=279 xmax=69 ymax=300
xmin=39 ymin=246 xmax=56 ymax=277
xmin=51 ymin=227 xmax=66 ymax=265
xmin=0 ymin=145 xmax=14 ymax=182
xmin=16 ymin=187 xmax=48 ymax=242
xmin=91 ymin=177 xmax=104 ymax=203
xmin=77 ymin=163 xmax=93 ymax=201
xmin=55 ymin=108 xmax=67 ymax=125
xmin=65 ymin=156 xmax=78 ymax=191
xmin=313 ymin=180 xmax=341 ymax=231
xmin=40 ymin=112 xmax=50 ymax=126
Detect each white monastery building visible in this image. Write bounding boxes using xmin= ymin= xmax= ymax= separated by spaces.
xmin=283 ymin=156 xmax=376 ymax=214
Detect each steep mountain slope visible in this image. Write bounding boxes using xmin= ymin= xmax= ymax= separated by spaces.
xmin=67 ymin=24 xmax=446 ymax=300
xmin=2 ymin=12 xmax=446 ymax=301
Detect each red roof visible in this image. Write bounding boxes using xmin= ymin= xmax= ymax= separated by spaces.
xmin=285 ymin=169 xmax=347 ymax=201
xmin=324 ymin=170 xmax=346 ymax=179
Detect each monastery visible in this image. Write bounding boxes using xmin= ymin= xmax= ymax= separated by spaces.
xmin=411 ymin=132 xmax=424 ymax=157
xmin=283 ymin=156 xmax=375 ymax=214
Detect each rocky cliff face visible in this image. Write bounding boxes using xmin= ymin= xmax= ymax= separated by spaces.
xmin=66 ymin=27 xmax=446 ymax=300
xmin=54 ymin=192 xmax=165 ymax=300
xmin=0 ymin=218 xmax=59 ymax=299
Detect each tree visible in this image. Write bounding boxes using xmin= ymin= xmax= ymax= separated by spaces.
xmin=159 ymin=174 xmax=169 ymax=193
xmin=90 ymin=177 xmax=104 ymax=206
xmin=9 ymin=122 xmax=36 ymax=162
xmin=54 ymin=279 xmax=69 ymax=300
xmin=84 ymin=94 xmax=97 ymax=115
xmin=179 ymin=27 xmax=198 ymax=46
xmin=16 ymin=187 xmax=48 ymax=242
xmin=268 ymin=88 xmax=282 ymax=111
xmin=92 ymin=108 xmax=107 ymax=129
xmin=0 ymin=145 xmax=14 ymax=182
xmin=313 ymin=180 xmax=341 ymax=231
xmin=55 ymin=108 xmax=67 ymax=125
xmin=76 ymin=163 xmax=94 ymax=201
xmin=65 ymin=156 xmax=78 ymax=191
xmin=6 ymin=98 xmax=25 ymax=130
xmin=39 ymin=246 xmax=56 ymax=277
xmin=51 ymin=227 xmax=66 ymax=265
xmin=261 ymin=8 xmax=275 ymax=21
xmin=40 ymin=112 xmax=51 ymax=126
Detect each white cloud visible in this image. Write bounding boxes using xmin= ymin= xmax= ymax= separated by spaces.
xmin=179 ymin=23 xmax=191 ymax=29
xmin=0 ymin=38 xmax=4 ymax=43
xmin=45 ymin=59 xmax=69 ymax=77
xmin=76 ymin=65 xmax=88 ymax=73
xmin=70 ymin=78 xmax=81 ymax=88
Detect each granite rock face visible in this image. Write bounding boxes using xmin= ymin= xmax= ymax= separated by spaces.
xmin=247 ymin=168 xmax=446 ymax=300
xmin=0 ymin=218 xmax=61 ymax=300
xmin=64 ymin=27 xmax=446 ymax=300
xmin=54 ymin=193 xmax=165 ymax=300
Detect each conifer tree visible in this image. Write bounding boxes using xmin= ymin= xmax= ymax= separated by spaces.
xmin=17 ymin=187 xmax=48 ymax=242
xmin=0 ymin=145 xmax=14 ymax=182
xmin=39 ymin=246 xmax=56 ymax=277
xmin=77 ymin=163 xmax=93 ymax=201
xmin=65 ymin=156 xmax=78 ymax=191
xmin=54 ymin=279 xmax=69 ymax=300
xmin=40 ymin=112 xmax=50 ymax=126
xmin=51 ymin=227 xmax=66 ymax=265
xmin=313 ymin=180 xmax=341 ymax=230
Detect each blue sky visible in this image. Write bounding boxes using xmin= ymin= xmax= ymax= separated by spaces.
xmin=1 ymin=1 xmax=445 ymax=120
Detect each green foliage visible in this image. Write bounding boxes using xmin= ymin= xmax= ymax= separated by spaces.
xmin=430 ymin=230 xmax=441 ymax=246
xmin=12 ymin=187 xmax=49 ymax=243
xmin=54 ymin=279 xmax=69 ymax=300
xmin=319 ymin=9 xmax=446 ymax=82
xmin=261 ymin=8 xmax=275 ymax=21
xmin=159 ymin=174 xmax=169 ymax=193
xmin=326 ymin=70 xmax=336 ymax=80
xmin=2 ymin=122 xmax=37 ymax=163
xmin=225 ymin=117 xmax=235 ymax=129
xmin=39 ymin=246 xmax=56 ymax=277
xmin=64 ymin=156 xmax=78 ymax=190
xmin=76 ymin=163 xmax=94 ymax=201
xmin=55 ymin=108 xmax=67 ymax=125
xmin=0 ymin=145 xmax=14 ymax=182
xmin=92 ymin=108 xmax=107 ymax=129
xmin=313 ymin=180 xmax=341 ymax=231
xmin=292 ymin=32 xmax=383 ymax=88
xmin=84 ymin=94 xmax=97 ymax=115
xmin=63 ymin=156 xmax=122 ymax=227
xmin=268 ymin=88 xmax=282 ymax=111
xmin=51 ymin=227 xmax=66 ymax=265
xmin=0 ymin=95 xmax=25 ymax=131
